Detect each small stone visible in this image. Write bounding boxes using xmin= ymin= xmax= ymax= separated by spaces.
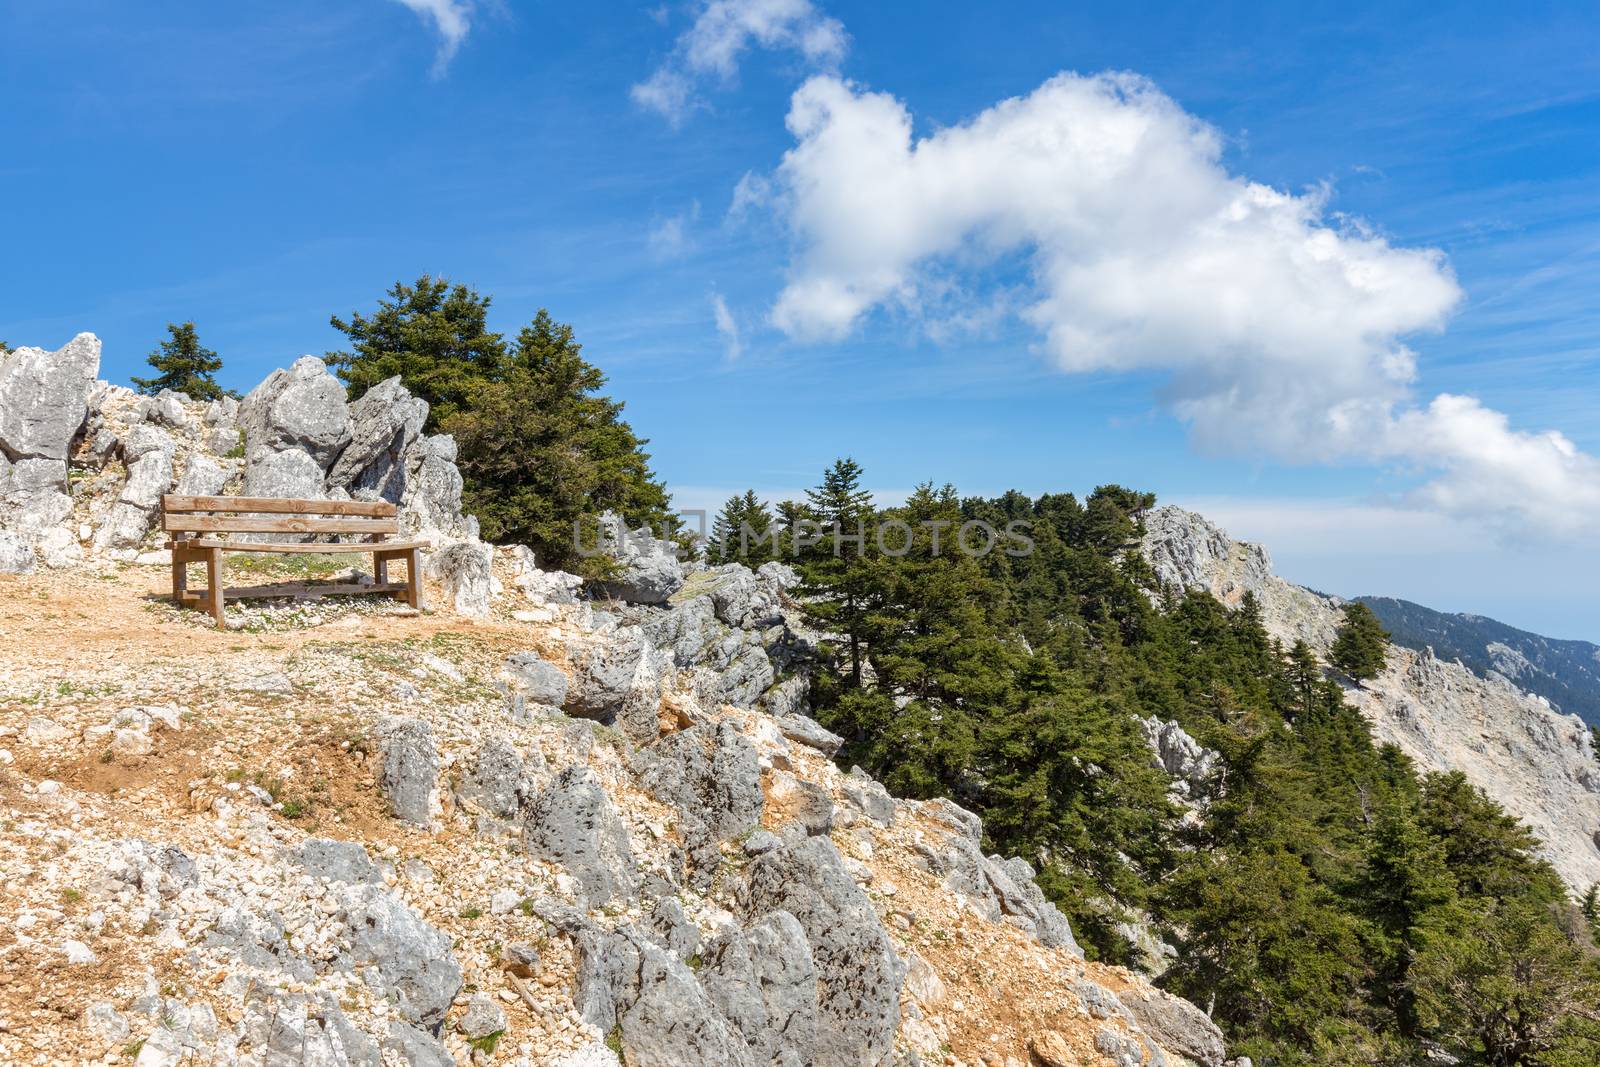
xmin=62 ymin=939 xmax=96 ymax=965
xmin=459 ymin=992 xmax=507 ymax=1039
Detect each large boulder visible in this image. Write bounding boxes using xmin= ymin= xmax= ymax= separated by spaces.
xmin=457 ymin=737 xmax=526 ymax=818
xmin=504 ymin=651 xmax=570 ymax=707
xmin=0 ymin=332 xmax=101 ymax=470
xmin=591 ymin=512 xmax=684 ymax=605
xmin=239 ymin=355 xmax=352 ymax=472
xmin=700 ymin=911 xmax=818 ymax=1067
xmin=243 ymin=447 xmax=327 ymax=500
xmin=376 ymin=717 xmax=439 ymax=826
xmin=401 ymin=434 xmax=477 ymax=541
xmin=337 ymin=882 xmax=462 ymax=1033
xmin=92 ymin=427 xmax=178 ymax=555
xmin=1116 ymin=987 xmax=1227 ymax=1067
xmin=326 ymin=376 xmax=428 ymax=498
xmin=575 ymin=928 xmax=756 ymax=1067
xmin=522 ymin=766 xmax=637 ymax=906
xmin=426 ymin=540 xmax=493 ymax=618
xmin=565 ymin=627 xmax=649 ymax=721
xmin=633 ymin=721 xmax=764 ymax=841
xmin=644 ymin=597 xmax=774 ymax=709
xmin=174 ymin=454 xmax=231 ymax=498
xmin=742 ymin=837 xmax=902 ymax=1067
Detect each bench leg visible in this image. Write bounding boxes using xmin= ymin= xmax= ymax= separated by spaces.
xmin=172 ymin=549 xmax=189 ymax=607
xmin=206 ymin=546 xmax=226 ymax=628
xmin=405 ymin=547 xmax=422 ymax=609
xmin=373 ymin=552 xmax=389 ymax=587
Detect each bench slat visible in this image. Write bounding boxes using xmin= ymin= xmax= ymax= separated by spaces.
xmin=162 ymin=495 xmax=398 ymax=517
xmin=164 ymin=515 xmax=400 ymax=535
xmin=168 ymin=539 xmax=428 ymax=554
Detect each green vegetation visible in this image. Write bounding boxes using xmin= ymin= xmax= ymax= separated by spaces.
xmin=132 ymin=321 xmax=232 ymax=401
xmin=709 ymin=490 xmax=777 ymax=565
xmin=327 ymin=278 xmax=675 ymax=572
xmin=788 ymin=461 xmax=1600 ymax=1066
xmin=1332 ymin=600 xmax=1391 ymax=680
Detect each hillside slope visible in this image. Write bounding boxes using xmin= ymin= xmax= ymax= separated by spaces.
xmin=1360 ymin=596 xmax=1600 ymax=728
xmin=0 ymin=336 xmax=1230 ymax=1067
xmin=1143 ymin=506 xmax=1600 ymax=894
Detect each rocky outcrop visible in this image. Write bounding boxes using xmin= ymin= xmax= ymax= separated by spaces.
xmin=338 ymin=882 xmax=462 ymax=1032
xmin=0 ymin=334 xmax=100 ymax=570
xmin=0 ymin=335 xmax=481 ymax=569
xmin=1141 ymin=716 xmax=1218 ymax=802
xmin=743 ymin=836 xmax=903 ymax=1067
xmin=591 ymin=513 xmax=685 ymax=604
xmin=522 ymin=766 xmax=638 ymax=906
xmin=1142 ymin=504 xmax=1600 ymax=892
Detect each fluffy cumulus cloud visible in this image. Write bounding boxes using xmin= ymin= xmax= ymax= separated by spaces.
xmin=759 ymin=72 xmax=1600 ymax=537
xmin=634 ymin=0 xmax=847 ymax=125
xmin=391 ymin=0 xmax=474 ymax=76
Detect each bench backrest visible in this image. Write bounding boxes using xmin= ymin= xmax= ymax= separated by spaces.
xmin=161 ymin=495 xmax=399 ymax=539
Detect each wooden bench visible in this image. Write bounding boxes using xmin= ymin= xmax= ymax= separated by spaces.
xmin=161 ymin=495 xmax=428 ymax=628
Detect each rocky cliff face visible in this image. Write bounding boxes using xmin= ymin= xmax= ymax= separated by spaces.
xmin=1142 ymin=506 xmax=1600 ymax=893
xmin=0 ymin=338 xmax=1231 ymax=1067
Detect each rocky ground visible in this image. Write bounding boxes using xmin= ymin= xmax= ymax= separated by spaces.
xmin=0 ymin=553 xmax=1227 ymax=1067
xmin=1143 ymin=505 xmax=1600 ymax=894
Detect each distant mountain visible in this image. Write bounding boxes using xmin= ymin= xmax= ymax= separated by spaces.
xmin=1358 ymin=596 xmax=1600 ymax=728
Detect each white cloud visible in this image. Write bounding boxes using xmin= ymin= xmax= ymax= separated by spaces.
xmin=391 ymin=0 xmax=474 ymax=77
xmin=756 ymin=72 xmax=1600 ymax=538
xmin=634 ymin=0 xmax=847 ymax=125
xmin=711 ymin=292 xmax=743 ymax=360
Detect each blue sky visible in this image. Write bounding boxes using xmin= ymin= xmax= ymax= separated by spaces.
xmin=5 ymin=1 xmax=1600 ymax=638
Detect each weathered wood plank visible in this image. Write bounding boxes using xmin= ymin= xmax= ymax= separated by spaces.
xmin=162 ymin=495 xmax=397 ymax=517
xmin=164 ymin=539 xmax=429 ymax=554
xmin=163 ymin=515 xmax=400 ymax=535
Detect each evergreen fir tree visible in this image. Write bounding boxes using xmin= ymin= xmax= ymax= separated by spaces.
xmin=132 ymin=322 xmax=229 ymax=400
xmin=798 ymin=458 xmax=878 ymax=688
xmin=733 ymin=490 xmax=776 ymax=565
xmin=442 ymin=310 xmax=674 ymax=570
xmin=327 ymin=275 xmax=507 ymax=431
xmin=1332 ymin=601 xmax=1390 ymax=680
xmin=708 ymin=494 xmax=745 ymax=564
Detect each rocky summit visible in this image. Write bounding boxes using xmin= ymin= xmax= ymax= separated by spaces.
xmin=0 ymin=344 xmax=1233 ymax=1066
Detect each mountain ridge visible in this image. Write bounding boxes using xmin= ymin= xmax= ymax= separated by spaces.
xmin=1358 ymin=594 xmax=1600 ymax=729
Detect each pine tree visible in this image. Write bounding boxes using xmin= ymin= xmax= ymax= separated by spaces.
xmin=1285 ymin=640 xmax=1323 ymax=719
xmin=132 ymin=322 xmax=229 ymax=400
xmin=442 ymin=310 xmax=674 ymax=570
xmin=1583 ymin=884 xmax=1600 ymax=937
xmin=798 ymin=458 xmax=878 ymax=688
xmin=1332 ymin=601 xmax=1390 ymax=680
xmin=773 ymin=499 xmax=813 ymax=558
xmin=733 ymin=490 xmax=776 ymax=565
xmin=1412 ymin=899 xmax=1600 ymax=1065
xmin=709 ymin=494 xmax=744 ymax=564
xmin=1357 ymin=802 xmax=1460 ymax=1037
xmin=327 ymin=275 xmax=507 ymax=431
